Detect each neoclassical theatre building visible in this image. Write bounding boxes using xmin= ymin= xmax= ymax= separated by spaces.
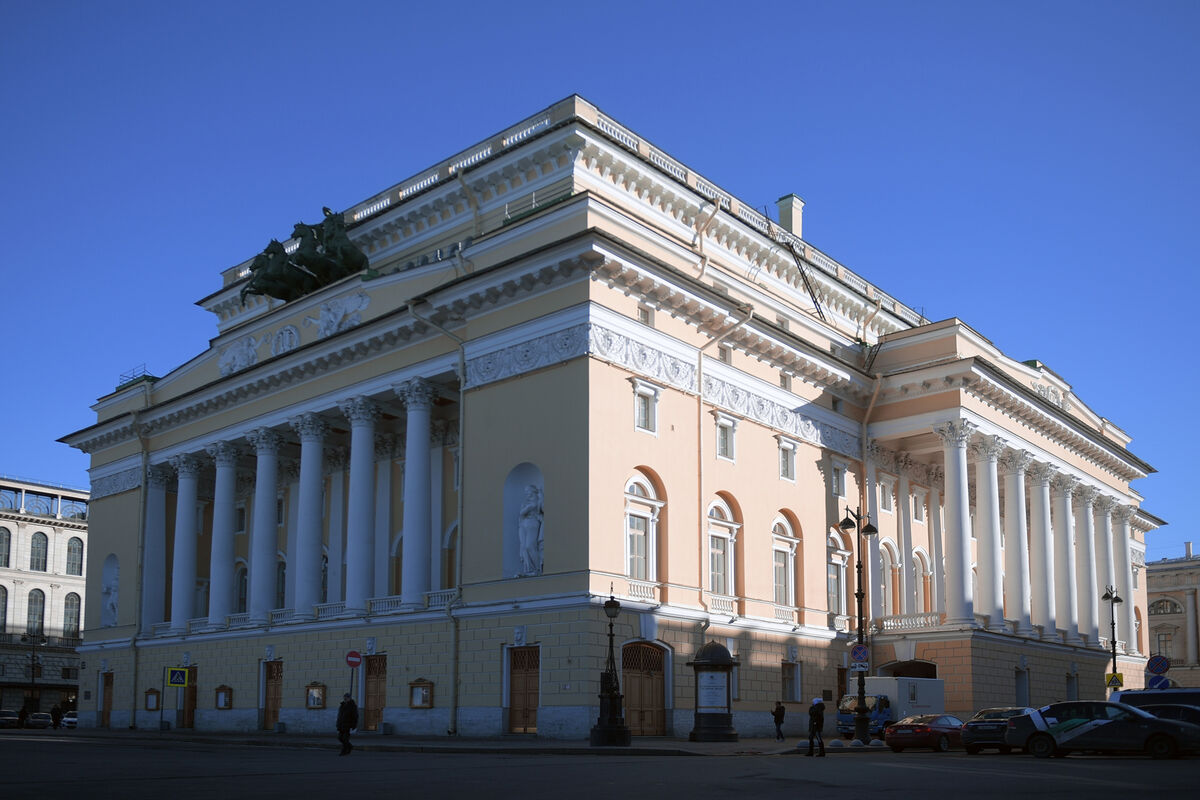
xmin=63 ymin=96 xmax=1162 ymax=737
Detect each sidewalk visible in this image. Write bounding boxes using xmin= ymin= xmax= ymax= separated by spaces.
xmin=34 ymin=727 xmax=885 ymax=757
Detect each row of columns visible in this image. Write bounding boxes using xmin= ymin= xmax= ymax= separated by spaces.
xmin=139 ymin=379 xmax=440 ymax=634
xmin=897 ymin=420 xmax=1141 ymax=652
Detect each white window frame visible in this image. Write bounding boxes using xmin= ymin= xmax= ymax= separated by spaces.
xmin=830 ymin=460 xmax=848 ymax=498
xmin=717 ymin=343 xmax=733 ymax=364
xmin=713 ymin=412 xmax=738 ymax=462
xmin=772 ymin=519 xmax=797 ymax=607
xmin=624 ymin=477 xmax=663 ymax=582
xmin=912 ymin=489 xmax=927 ymax=523
xmin=781 ymin=660 xmax=802 ymax=703
xmin=630 ymin=378 xmax=662 ymax=435
xmin=707 ymin=500 xmax=740 ymax=597
xmin=776 ymin=435 xmax=798 ymax=482
xmin=779 ymin=372 xmax=792 ymax=391
xmin=636 ymin=304 xmax=654 ymax=327
xmin=880 ymin=542 xmax=897 ymax=616
xmin=827 ymin=531 xmax=850 ymax=616
xmin=878 ymin=476 xmax=895 ymax=513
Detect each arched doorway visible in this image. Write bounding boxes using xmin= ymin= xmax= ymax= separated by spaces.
xmin=622 ymin=642 xmax=665 ymax=735
xmin=883 ymin=660 xmax=938 ymax=678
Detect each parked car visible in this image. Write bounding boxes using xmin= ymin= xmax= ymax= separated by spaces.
xmin=1110 ymin=688 xmax=1200 ymax=709
xmin=26 ymin=712 xmax=53 ymax=729
xmin=0 ymin=709 xmax=19 ymax=729
xmin=961 ymin=707 xmax=1034 ymax=754
xmin=1005 ymin=701 xmax=1200 ymax=759
xmin=885 ymin=714 xmax=964 ymax=752
xmin=1142 ymin=704 xmax=1200 ymax=727
xmin=62 ymin=710 xmax=78 ymax=729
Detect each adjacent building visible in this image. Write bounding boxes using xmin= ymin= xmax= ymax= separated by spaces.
xmin=0 ymin=476 xmax=88 ymax=714
xmin=61 ymin=96 xmax=1161 ymax=737
xmin=1147 ymin=544 xmax=1200 ymax=687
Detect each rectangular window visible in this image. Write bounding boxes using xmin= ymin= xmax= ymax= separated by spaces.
xmin=276 ymin=498 xmax=285 ymax=527
xmin=636 ymin=393 xmax=655 ymax=432
xmin=718 ymin=344 xmax=732 ymax=365
xmin=235 ymin=505 xmax=247 ymax=534
xmin=879 ymin=484 xmax=893 ymax=512
xmin=628 ymin=515 xmax=648 ymax=580
xmin=781 ymin=662 xmax=801 ymax=703
xmin=827 ymin=563 xmax=842 ymax=615
xmin=62 ymin=667 xmax=79 ymax=680
xmin=831 ymin=397 xmax=843 ymax=414
xmin=1157 ymin=632 xmax=1172 ymax=657
xmin=632 ymin=379 xmax=660 ymax=435
xmin=709 ymin=536 xmax=728 ymax=594
xmin=779 ymin=373 xmax=792 ymax=391
xmin=774 ymin=550 xmax=789 ymax=605
xmin=913 ymin=494 xmax=925 ymax=522
xmin=1133 ymin=569 xmax=1139 ymax=589
xmin=831 ymin=466 xmax=845 ymax=498
xmin=715 ymin=414 xmax=737 ymax=462
xmin=778 ymin=439 xmax=796 ymax=481
xmin=637 ymin=305 xmax=654 ymax=326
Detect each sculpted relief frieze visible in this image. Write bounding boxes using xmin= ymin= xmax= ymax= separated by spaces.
xmin=218 ymin=335 xmax=259 ymax=377
xmin=91 ymin=466 xmax=143 ymax=500
xmin=304 ymin=292 xmax=370 ymax=338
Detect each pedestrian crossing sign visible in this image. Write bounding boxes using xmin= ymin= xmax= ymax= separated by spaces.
xmin=1105 ymin=673 xmax=1123 ymax=688
xmin=167 ymin=668 xmax=189 ymax=687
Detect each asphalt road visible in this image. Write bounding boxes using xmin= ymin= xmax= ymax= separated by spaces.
xmin=4 ymin=732 xmax=1195 ymax=799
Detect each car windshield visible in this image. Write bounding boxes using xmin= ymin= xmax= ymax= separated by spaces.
xmin=838 ymin=695 xmax=878 ymax=713
xmin=971 ymin=708 xmax=1025 ymax=720
xmin=897 ymin=715 xmax=938 ymax=725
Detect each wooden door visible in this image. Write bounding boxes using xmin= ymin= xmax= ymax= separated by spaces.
xmin=622 ymin=643 xmax=665 ymax=735
xmin=263 ymin=661 xmax=283 ymax=730
xmin=364 ymin=655 xmax=386 ymax=732
xmin=509 ymin=647 xmax=539 ymax=733
xmin=181 ymin=666 xmax=198 ymax=728
xmin=101 ymin=672 xmax=113 ymax=728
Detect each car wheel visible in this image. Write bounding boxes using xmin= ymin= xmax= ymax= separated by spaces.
xmin=890 ymin=746 xmax=904 ymax=753
xmin=1146 ymin=735 xmax=1178 ymax=760
xmin=999 ymin=746 xmax=1012 ymax=755
xmin=1028 ymin=733 xmax=1056 ymax=759
xmin=964 ymin=745 xmax=980 ymax=755
xmin=934 ymin=735 xmax=950 ymax=753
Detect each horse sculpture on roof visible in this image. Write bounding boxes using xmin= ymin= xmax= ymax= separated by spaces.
xmin=240 ymin=208 xmax=369 ymax=304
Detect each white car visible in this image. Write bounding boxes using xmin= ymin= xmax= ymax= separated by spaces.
xmin=62 ymin=711 xmax=78 ymax=729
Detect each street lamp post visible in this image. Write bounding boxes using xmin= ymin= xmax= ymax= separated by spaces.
xmin=1101 ymin=585 xmax=1123 ymax=680
xmin=20 ymin=633 xmax=48 ymax=714
xmin=840 ymin=507 xmax=878 ymax=745
xmin=589 ymin=587 xmax=631 ymax=746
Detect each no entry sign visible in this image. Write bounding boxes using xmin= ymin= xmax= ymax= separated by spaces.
xmin=346 ymin=650 xmax=362 ymax=668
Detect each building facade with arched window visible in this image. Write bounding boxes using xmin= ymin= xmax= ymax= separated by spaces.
xmin=1147 ymin=544 xmax=1200 ymax=688
xmin=0 ymin=476 xmax=89 ymax=713
xmin=62 ymin=97 xmax=1161 ymax=737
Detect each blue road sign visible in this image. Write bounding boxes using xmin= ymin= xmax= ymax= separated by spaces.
xmin=1146 ymin=654 xmax=1170 ymax=675
xmin=850 ymin=643 xmax=870 ymax=662
xmin=167 ymin=668 xmax=189 ymax=687
xmin=1147 ymin=674 xmax=1170 ymax=690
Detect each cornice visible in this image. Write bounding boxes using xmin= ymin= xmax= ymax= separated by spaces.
xmin=0 ymin=508 xmax=89 ymax=532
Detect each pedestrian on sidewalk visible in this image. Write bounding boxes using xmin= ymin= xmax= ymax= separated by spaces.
xmin=336 ymin=692 xmax=358 ymax=755
xmin=51 ymin=705 xmax=63 ymax=730
xmin=806 ymin=697 xmax=825 ymax=757
xmin=772 ymin=701 xmax=786 ymax=741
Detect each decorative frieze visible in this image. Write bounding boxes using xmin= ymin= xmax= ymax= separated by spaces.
xmin=90 ymin=466 xmax=144 ymax=500
xmin=703 ymin=374 xmax=859 ymax=458
xmin=467 ymin=324 xmax=593 ymax=388
xmin=303 ymin=292 xmax=370 ymax=338
xmin=218 ymin=335 xmax=259 ymax=377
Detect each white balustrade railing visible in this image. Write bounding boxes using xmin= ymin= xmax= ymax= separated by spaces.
xmin=151 ymin=622 xmax=171 ymax=636
xmin=879 ymin=612 xmax=942 ymax=631
xmin=708 ymin=594 xmax=737 ymax=616
xmin=368 ymin=596 xmax=405 ymax=615
xmin=187 ymin=617 xmax=210 ymax=633
xmin=425 ymin=589 xmax=456 ymax=610
xmin=268 ymin=608 xmax=295 ymax=625
xmin=774 ymin=605 xmax=797 ymax=623
xmin=598 ymin=115 xmax=640 ymax=151
xmin=627 ymin=580 xmax=658 ymax=601
xmin=314 ymin=602 xmax=347 ymax=620
xmin=226 ymin=613 xmax=250 ymax=627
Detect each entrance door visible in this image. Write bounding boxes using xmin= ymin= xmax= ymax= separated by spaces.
xmin=364 ymin=655 xmax=386 ymax=732
xmin=101 ymin=672 xmax=113 ymax=728
xmin=180 ymin=666 xmax=198 ymax=728
xmin=622 ymin=643 xmax=665 ymax=736
xmin=263 ymin=661 xmax=283 ymax=730
xmin=509 ymin=647 xmax=539 ymax=733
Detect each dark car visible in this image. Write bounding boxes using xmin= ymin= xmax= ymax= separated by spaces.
xmin=885 ymin=714 xmax=964 ymax=752
xmin=1005 ymin=700 xmax=1200 ymax=759
xmin=0 ymin=710 xmax=18 ymax=729
xmin=1142 ymin=704 xmax=1200 ymax=727
xmin=961 ymin=707 xmax=1034 ymax=754
xmin=26 ymin=712 xmax=53 ymax=729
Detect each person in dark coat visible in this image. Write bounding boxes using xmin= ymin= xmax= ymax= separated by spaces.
xmin=772 ymin=701 xmax=786 ymax=741
xmin=336 ymin=692 xmax=358 ymax=755
xmin=806 ymin=697 xmax=826 ymax=756
xmin=50 ymin=705 xmax=62 ymax=730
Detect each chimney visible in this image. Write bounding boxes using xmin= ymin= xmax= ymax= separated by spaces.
xmin=776 ymin=194 xmax=805 ymax=238
xmin=1187 ymin=541 xmax=1194 ymax=558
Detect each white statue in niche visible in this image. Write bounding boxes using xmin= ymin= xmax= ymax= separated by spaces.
xmin=101 ymin=579 xmax=118 ymax=627
xmin=518 ymin=485 xmax=544 ymax=576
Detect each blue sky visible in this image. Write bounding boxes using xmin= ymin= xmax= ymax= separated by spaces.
xmin=2 ymin=1 xmax=1196 ymax=561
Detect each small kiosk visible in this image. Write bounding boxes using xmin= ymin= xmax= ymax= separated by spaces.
xmin=687 ymin=640 xmax=739 ymax=742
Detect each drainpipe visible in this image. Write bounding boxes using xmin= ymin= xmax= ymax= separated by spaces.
xmin=696 ymin=303 xmax=754 ymax=629
xmin=129 ymin=380 xmax=152 ymax=727
xmin=693 ymin=201 xmax=722 ymax=281
xmin=409 ymin=299 xmax=467 ymax=736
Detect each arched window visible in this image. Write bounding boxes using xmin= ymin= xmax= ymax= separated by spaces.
xmin=30 ymin=532 xmax=48 ymax=572
xmin=707 ymin=500 xmax=740 ymax=596
xmin=27 ymin=588 xmax=45 ymax=635
xmin=0 ymin=526 xmax=10 ymax=568
xmin=913 ymin=551 xmax=930 ymax=613
xmin=1149 ymin=598 xmax=1183 ymax=615
xmin=827 ymin=530 xmax=850 ymax=617
xmin=772 ymin=518 xmax=797 ymax=607
xmin=66 ymin=537 xmax=84 ymax=576
xmin=625 ymin=476 xmax=663 ymax=582
xmin=0 ymin=585 xmax=7 ymax=633
xmin=63 ymin=593 xmax=81 ymax=638
xmin=235 ymin=566 xmax=248 ymax=614
xmin=880 ymin=544 xmax=897 ymax=616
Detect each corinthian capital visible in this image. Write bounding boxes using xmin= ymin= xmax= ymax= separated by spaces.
xmin=1026 ymin=461 xmax=1054 ymax=485
xmin=170 ymin=453 xmax=204 ymax=479
xmin=290 ymin=412 xmax=329 ymax=442
xmin=395 ymin=378 xmax=436 ymax=410
xmin=246 ymin=428 xmax=283 ymax=455
xmin=1075 ymin=485 xmax=1099 ymax=508
xmin=932 ymin=420 xmax=977 ymax=448
xmin=1094 ymin=495 xmax=1116 ymax=515
xmin=971 ymin=434 xmax=1006 ymax=462
xmin=339 ymin=396 xmax=380 ymax=426
xmin=206 ymin=441 xmax=241 ymax=468
xmin=1050 ymin=472 xmax=1079 ymax=498
xmin=998 ymin=449 xmax=1033 ymax=476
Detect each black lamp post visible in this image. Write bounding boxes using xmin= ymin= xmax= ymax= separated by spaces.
xmin=1101 ymin=585 xmax=1123 ymax=680
xmin=840 ymin=507 xmax=878 ymax=744
xmin=20 ymin=633 xmax=48 ymax=714
xmin=590 ymin=587 xmax=631 ymax=746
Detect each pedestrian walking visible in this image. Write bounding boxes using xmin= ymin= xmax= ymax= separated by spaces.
xmin=772 ymin=701 xmax=786 ymax=741
xmin=806 ymin=697 xmax=825 ymax=757
xmin=336 ymin=692 xmax=358 ymax=755
xmin=50 ymin=705 xmax=62 ymax=730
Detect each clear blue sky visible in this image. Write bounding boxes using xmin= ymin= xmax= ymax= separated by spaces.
xmin=3 ymin=1 xmax=1195 ymax=561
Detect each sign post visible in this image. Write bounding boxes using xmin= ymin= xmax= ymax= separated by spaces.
xmin=346 ymin=650 xmax=362 ymax=697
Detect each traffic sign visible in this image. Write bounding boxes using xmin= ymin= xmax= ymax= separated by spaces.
xmin=850 ymin=643 xmax=870 ymax=662
xmin=1146 ymin=654 xmax=1170 ymax=675
xmin=850 ymin=662 xmax=870 ymax=672
xmin=1105 ymin=673 xmax=1123 ymax=688
xmin=167 ymin=667 xmax=189 ymax=687
xmin=1148 ymin=674 xmax=1170 ymax=690
xmin=346 ymin=650 xmax=362 ymax=668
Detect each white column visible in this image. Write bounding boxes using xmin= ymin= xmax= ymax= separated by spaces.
xmin=1027 ymin=462 xmax=1056 ymax=635
xmin=898 ymin=472 xmax=914 ymax=614
xmin=973 ymin=436 xmax=1005 ymax=631
xmin=283 ymin=462 xmax=300 ymax=609
xmin=140 ymin=465 xmax=170 ymax=633
xmin=374 ymin=435 xmax=395 ymax=596
xmin=290 ymin=413 xmax=327 ymax=619
xmin=1051 ymin=473 xmax=1081 ymax=644
xmin=1094 ymin=497 xmax=1116 ymax=612
xmin=326 ymin=447 xmax=347 ymax=604
xmin=206 ymin=442 xmax=239 ymax=626
xmin=1074 ymin=487 xmax=1100 ymax=646
xmin=865 ymin=456 xmax=882 ymax=624
xmin=169 ymin=454 xmax=202 ymax=632
xmin=929 ymin=483 xmax=945 ymax=615
xmin=1186 ymin=590 xmax=1199 ymax=665
xmin=1000 ymin=449 xmax=1034 ymax=635
xmin=339 ymin=397 xmax=379 ymax=612
xmin=247 ymin=428 xmax=282 ymax=624
xmin=934 ymin=420 xmax=975 ymax=626
xmin=429 ymin=434 xmax=444 ymax=589
xmin=1115 ymin=506 xmax=1136 ymax=652
xmin=398 ymin=379 xmax=435 ymax=607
